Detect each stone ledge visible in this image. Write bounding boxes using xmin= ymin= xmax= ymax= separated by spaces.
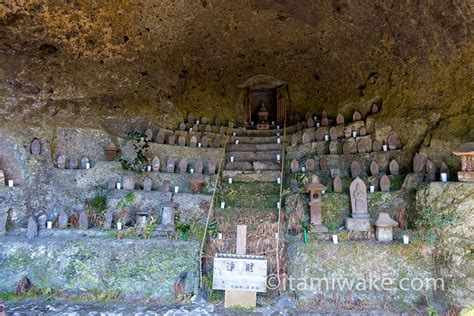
xmin=0 ymin=236 xmax=199 ymax=299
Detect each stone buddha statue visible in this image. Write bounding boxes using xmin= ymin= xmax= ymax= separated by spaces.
xmin=257 ymin=102 xmax=269 ymax=123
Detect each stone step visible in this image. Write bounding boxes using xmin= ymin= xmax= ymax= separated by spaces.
xmin=226 ymin=143 xmax=283 ymax=152
xmin=222 ymin=170 xmax=281 ymax=182
xmin=225 ymin=160 xmax=281 ymax=172
xmin=226 ymin=151 xmax=281 ymax=162
xmin=230 ymin=135 xmax=286 ymax=144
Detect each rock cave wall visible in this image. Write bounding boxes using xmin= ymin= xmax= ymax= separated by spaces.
xmin=0 ymin=0 xmax=472 ymax=172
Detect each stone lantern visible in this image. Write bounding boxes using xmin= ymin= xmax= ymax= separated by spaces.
xmin=104 ymin=143 xmax=119 ymax=161
xmin=135 ymin=210 xmax=150 ymax=229
xmin=374 ymin=213 xmax=398 ymax=242
xmin=159 ymin=201 xmax=178 ymax=232
xmin=453 ymin=142 xmax=474 ymax=182
xmin=304 ymin=175 xmax=328 ymax=233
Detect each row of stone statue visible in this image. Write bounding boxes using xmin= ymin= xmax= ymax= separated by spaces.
xmin=294 ymin=130 xmax=400 ymax=151
xmin=302 ymin=110 xmax=366 ymax=129
xmin=149 ymin=156 xmax=217 ymax=174
xmin=26 ymin=202 xmax=179 ymax=238
xmin=57 ymin=155 xmax=91 ymax=169
xmin=291 ymin=158 xmax=401 ymax=177
xmin=413 ymin=153 xmax=450 ymax=181
xmin=333 ymin=174 xmax=393 ymax=193
xmin=144 ymin=128 xmax=225 ymax=148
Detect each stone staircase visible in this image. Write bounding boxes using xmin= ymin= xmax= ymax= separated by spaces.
xmin=223 ymin=129 xmax=285 ymax=182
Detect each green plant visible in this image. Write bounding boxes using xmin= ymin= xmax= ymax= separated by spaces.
xmin=143 ymin=221 xmax=157 ymax=239
xmin=207 ymin=221 xmax=219 ymax=238
xmin=201 ymin=274 xmax=222 ymax=302
xmin=415 ymin=208 xmax=458 ymax=245
xmin=117 ymin=192 xmax=136 ymax=209
xmin=426 ymin=305 xmax=439 ymax=316
xmin=89 ymin=194 xmax=107 ymax=214
xmin=117 ymin=131 xmax=150 ymax=173
xmin=177 ymin=222 xmax=191 ymax=241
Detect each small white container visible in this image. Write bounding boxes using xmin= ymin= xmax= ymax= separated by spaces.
xmin=85 ymin=163 xmax=91 ymax=169
xmin=230 ymin=156 xmax=235 ymax=162
xmin=220 ymin=202 xmax=226 ymax=209
xmin=276 ymin=154 xmax=281 ymax=161
xmin=218 ymin=232 xmax=223 ymax=239
xmin=8 ymin=180 xmax=14 ymax=188
xmin=370 ymin=185 xmax=375 ymax=193
xmin=147 ymin=165 xmax=152 ymax=172
xmin=277 ymin=125 xmax=280 ymax=130
xmin=198 ymin=143 xmax=202 ymax=148
xmin=332 ymin=235 xmax=339 ymax=244
xmin=352 ymin=131 xmax=357 ymax=138
xmin=324 ymin=135 xmax=329 ymax=141
xmin=277 ymin=177 xmax=281 ymax=184
xmin=316 ymin=123 xmax=320 ymax=128
xmin=272 ymin=121 xmax=275 ymax=125
xmin=441 ymin=173 xmax=448 ymax=182
xmin=302 ymin=166 xmax=306 ymax=172
xmin=277 ymin=133 xmax=280 ymax=137
xmin=228 ymin=178 xmax=233 ymax=184
xmin=47 ymin=221 xmax=53 ymax=229
xmin=189 ymin=128 xmax=192 ymax=132
xmin=277 ymin=138 xmax=281 ymax=144
xmin=251 ymin=121 xmax=254 ymax=126
xmin=235 ymin=140 xmax=239 ymax=145
xmin=383 ymin=145 xmax=388 ymax=151
xmin=196 ymin=120 xmax=200 ymax=125
xmin=190 ymin=168 xmax=194 ymax=174
xmin=403 ymin=235 xmax=410 ymax=244
xmin=232 ymin=132 xmax=236 ymax=137
xmin=174 ymin=186 xmax=179 ymax=193
xmin=117 ymin=222 xmax=123 ymax=230
xmin=313 ymin=116 xmax=317 ymax=121
xmin=277 ymin=202 xmax=281 ymax=209
xmin=116 ymin=183 xmax=122 ymax=190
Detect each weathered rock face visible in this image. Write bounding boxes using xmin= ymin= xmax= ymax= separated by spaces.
xmin=416 ymin=182 xmax=474 ymax=307
xmin=0 ymin=235 xmax=199 ymax=298
xmin=287 ymin=241 xmax=435 ymax=309
xmin=0 ymin=1 xmax=472 ymax=169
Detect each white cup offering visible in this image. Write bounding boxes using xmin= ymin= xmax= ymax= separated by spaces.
xmin=228 ymin=178 xmax=233 ymax=184
xmin=47 ymin=221 xmax=53 ymax=229
xmin=117 ymin=222 xmax=123 ymax=230
xmin=383 ymin=145 xmax=388 ymax=151
xmin=116 ymin=183 xmax=122 ymax=190
xmin=220 ymin=202 xmax=226 ymax=209
xmin=190 ymin=168 xmax=194 ymax=174
xmin=441 ymin=173 xmax=448 ymax=182
xmin=174 ymin=186 xmax=179 ymax=193
xmin=403 ymin=235 xmax=410 ymax=244
xmin=196 ymin=120 xmax=200 ymax=125
xmin=233 ymin=132 xmax=236 ymax=137
xmin=235 ymin=140 xmax=239 ymax=145
xmin=370 ymin=185 xmax=375 ymax=193
xmin=277 ymin=177 xmax=281 ymax=184
xmin=230 ymin=156 xmax=235 ymax=163
xmin=218 ymin=232 xmax=223 ymax=239
xmin=198 ymin=143 xmax=202 ymax=148
xmin=302 ymin=166 xmax=306 ymax=172
xmin=332 ymin=235 xmax=339 ymax=244
xmin=276 ymin=154 xmax=281 ymax=161
xmin=277 ymin=202 xmax=281 ymax=209
xmin=352 ymin=131 xmax=357 ymax=138
xmin=277 ymin=138 xmax=281 ymax=144
xmin=8 ymin=180 xmax=14 ymax=188
xmin=85 ymin=163 xmax=91 ymax=169
xmin=316 ymin=123 xmax=320 ymax=128
xmin=324 ymin=135 xmax=329 ymax=141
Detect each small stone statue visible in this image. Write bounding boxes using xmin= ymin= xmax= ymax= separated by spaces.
xmin=257 ymin=102 xmax=269 ymax=123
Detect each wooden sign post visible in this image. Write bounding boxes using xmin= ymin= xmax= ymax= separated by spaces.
xmin=212 ymin=225 xmax=267 ymax=308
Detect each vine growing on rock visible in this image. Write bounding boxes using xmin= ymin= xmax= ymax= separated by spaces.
xmin=415 ymin=207 xmax=458 ymax=245
xmin=117 ymin=131 xmax=151 ymax=173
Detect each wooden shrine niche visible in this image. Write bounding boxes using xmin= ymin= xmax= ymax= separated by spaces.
xmin=240 ymin=75 xmax=288 ymax=125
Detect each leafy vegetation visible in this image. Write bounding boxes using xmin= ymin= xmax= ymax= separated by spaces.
xmin=415 ymin=208 xmax=458 ymax=245
xmin=117 ymin=131 xmax=151 ymax=173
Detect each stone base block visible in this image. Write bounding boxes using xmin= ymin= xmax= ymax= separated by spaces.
xmin=346 ymin=217 xmax=372 ymax=231
xmin=458 ymin=171 xmax=474 ymax=182
xmin=310 ymin=224 xmax=328 ymax=233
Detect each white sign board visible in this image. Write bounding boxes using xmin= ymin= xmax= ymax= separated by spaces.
xmin=212 ymin=254 xmax=267 ymax=292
